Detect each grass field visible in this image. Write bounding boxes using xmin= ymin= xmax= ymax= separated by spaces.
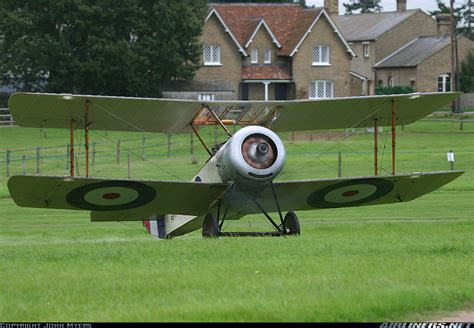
xmin=0 ymin=118 xmax=473 ymax=322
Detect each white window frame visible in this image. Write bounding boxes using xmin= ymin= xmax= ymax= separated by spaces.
xmin=438 ymin=74 xmax=451 ymax=92
xmin=388 ymin=77 xmax=395 ymax=87
xmin=198 ymin=94 xmax=215 ymax=102
xmin=251 ymin=48 xmax=259 ymax=64
xmin=203 ymin=45 xmax=221 ymax=66
xmin=264 ymin=48 xmax=271 ymax=64
xmin=312 ymin=45 xmax=330 ymax=66
xmin=309 ymin=80 xmax=334 ymax=99
xmin=363 ymin=42 xmax=370 ymax=58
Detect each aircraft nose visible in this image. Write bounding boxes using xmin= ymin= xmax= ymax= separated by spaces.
xmin=257 ymin=143 xmax=268 ymax=155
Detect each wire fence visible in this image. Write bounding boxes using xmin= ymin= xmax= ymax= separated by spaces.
xmin=1 ymin=130 xmax=471 ymax=181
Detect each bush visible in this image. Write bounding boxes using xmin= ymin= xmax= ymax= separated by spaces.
xmin=375 ymin=86 xmax=415 ymax=95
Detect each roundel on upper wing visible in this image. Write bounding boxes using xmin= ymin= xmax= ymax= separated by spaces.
xmin=66 ymin=180 xmax=157 ymax=211
xmin=307 ymin=178 xmax=394 ymax=209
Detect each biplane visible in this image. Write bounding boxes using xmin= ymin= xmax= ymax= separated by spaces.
xmin=7 ymin=92 xmax=464 ymax=238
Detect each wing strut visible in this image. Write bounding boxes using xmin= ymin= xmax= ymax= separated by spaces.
xmin=84 ymin=99 xmax=90 ymax=177
xmin=69 ymin=119 xmax=75 ymax=176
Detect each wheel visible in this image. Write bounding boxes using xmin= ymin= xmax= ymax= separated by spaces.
xmin=283 ymin=211 xmax=300 ymax=235
xmin=202 ymin=213 xmax=219 ymax=238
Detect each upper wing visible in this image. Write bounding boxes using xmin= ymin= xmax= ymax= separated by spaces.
xmin=8 ymin=175 xmax=229 ymax=220
xmin=9 ymin=92 xmax=460 ymax=133
xmin=8 ymin=93 xmax=202 ymax=133
xmin=224 ymin=171 xmax=463 ymax=217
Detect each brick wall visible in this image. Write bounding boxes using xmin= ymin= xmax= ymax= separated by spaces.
xmin=194 ymin=14 xmax=243 ymax=100
xmin=292 ymin=14 xmax=351 ymax=99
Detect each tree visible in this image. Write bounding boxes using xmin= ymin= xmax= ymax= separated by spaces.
xmin=343 ymin=0 xmax=381 ymax=14
xmin=460 ymin=50 xmax=474 ymax=92
xmin=0 ymin=0 xmax=208 ymax=97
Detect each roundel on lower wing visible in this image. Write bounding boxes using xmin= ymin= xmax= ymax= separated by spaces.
xmin=307 ymin=178 xmax=395 ymax=208
xmin=66 ymin=180 xmax=157 ymax=211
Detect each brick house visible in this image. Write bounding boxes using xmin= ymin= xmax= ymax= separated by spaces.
xmin=331 ymin=0 xmax=437 ymax=95
xmin=329 ymin=0 xmax=473 ymax=96
xmin=163 ymin=3 xmax=355 ymax=101
xmin=374 ymin=33 xmax=474 ymax=93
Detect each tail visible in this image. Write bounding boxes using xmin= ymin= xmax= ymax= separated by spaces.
xmin=143 ymin=216 xmax=166 ymax=239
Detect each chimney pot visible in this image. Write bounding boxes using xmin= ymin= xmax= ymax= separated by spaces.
xmin=324 ymin=0 xmax=339 ymax=16
xmin=436 ymin=13 xmax=451 ymax=36
xmin=397 ymin=0 xmax=407 ymax=12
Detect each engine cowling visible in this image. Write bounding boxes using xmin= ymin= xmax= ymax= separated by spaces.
xmin=216 ymin=126 xmax=285 ymax=187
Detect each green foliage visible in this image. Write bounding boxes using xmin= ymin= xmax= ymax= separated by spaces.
xmin=375 ymin=86 xmax=415 ymax=95
xmin=0 ymin=92 xmax=10 ymax=107
xmin=460 ymin=50 xmax=474 ymax=92
xmin=0 ymin=0 xmax=208 ymax=96
xmin=343 ymin=0 xmax=381 ymax=14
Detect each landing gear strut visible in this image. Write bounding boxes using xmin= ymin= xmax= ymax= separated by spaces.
xmin=201 ymin=182 xmax=301 ymax=238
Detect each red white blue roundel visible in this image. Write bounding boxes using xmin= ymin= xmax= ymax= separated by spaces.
xmin=307 ymin=178 xmax=394 ymax=208
xmin=66 ymin=181 xmax=156 ymax=211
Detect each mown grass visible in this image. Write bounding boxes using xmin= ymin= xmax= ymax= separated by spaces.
xmin=0 ymin=119 xmax=473 ymax=322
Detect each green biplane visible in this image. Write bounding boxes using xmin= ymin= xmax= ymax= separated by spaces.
xmin=7 ymin=92 xmax=464 ymax=238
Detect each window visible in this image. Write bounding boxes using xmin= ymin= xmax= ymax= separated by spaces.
xmin=388 ymin=77 xmax=395 ymax=87
xmin=203 ymin=45 xmax=221 ymax=65
xmin=363 ymin=42 xmax=370 ymax=58
xmin=264 ymin=48 xmax=271 ymax=64
xmin=198 ymin=94 xmax=215 ymax=101
xmin=312 ymin=45 xmax=330 ymax=65
xmin=309 ymin=80 xmax=334 ymax=99
xmin=438 ymin=74 xmax=451 ymax=92
xmin=251 ymin=48 xmax=259 ymax=64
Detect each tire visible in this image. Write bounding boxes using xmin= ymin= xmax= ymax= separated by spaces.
xmin=202 ymin=213 xmax=219 ymax=238
xmin=283 ymin=211 xmax=300 ymax=235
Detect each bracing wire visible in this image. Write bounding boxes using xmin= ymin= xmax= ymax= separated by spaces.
xmin=282 ymin=100 xmax=391 ymax=180
xmin=90 ymin=130 xmax=184 ymax=181
xmin=89 ymin=102 xmax=184 ymax=181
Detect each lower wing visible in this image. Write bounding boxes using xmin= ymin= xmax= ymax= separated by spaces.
xmin=8 ymin=175 xmax=229 ymax=220
xmin=225 ymin=171 xmax=464 ymax=217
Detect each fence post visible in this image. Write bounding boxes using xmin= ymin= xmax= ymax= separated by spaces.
xmin=128 ymin=153 xmax=131 ymax=179
xmin=167 ymin=134 xmax=171 ymax=158
xmin=6 ymin=149 xmax=10 ymax=178
xmin=141 ymin=137 xmax=146 ymax=161
xmin=338 ymin=151 xmax=342 ymax=178
xmin=117 ymin=139 xmax=121 ymax=164
xmin=214 ymin=126 xmax=218 ymax=144
xmin=92 ymin=142 xmax=96 ymax=169
xmin=460 ymin=112 xmax=464 ymax=131
xmin=22 ymin=155 xmax=26 ymax=175
xmin=36 ymin=147 xmax=40 ymax=174
xmin=190 ymin=133 xmax=194 ymax=155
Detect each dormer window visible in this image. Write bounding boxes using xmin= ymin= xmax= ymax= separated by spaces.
xmin=203 ymin=45 xmax=221 ymax=65
xmin=251 ymin=48 xmax=259 ymax=64
xmin=312 ymin=45 xmax=330 ymax=66
xmin=264 ymin=48 xmax=271 ymax=64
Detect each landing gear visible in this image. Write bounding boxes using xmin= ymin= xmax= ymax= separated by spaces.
xmin=201 ymin=182 xmax=301 ymax=238
xmin=283 ymin=211 xmax=300 ymax=235
xmin=202 ymin=213 xmax=219 ymax=238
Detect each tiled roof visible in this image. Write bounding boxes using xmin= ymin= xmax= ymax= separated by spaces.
xmin=242 ymin=65 xmax=292 ymax=80
xmin=374 ymin=35 xmax=452 ymax=68
xmin=211 ymin=4 xmax=323 ymax=56
xmin=333 ymin=9 xmax=420 ymax=41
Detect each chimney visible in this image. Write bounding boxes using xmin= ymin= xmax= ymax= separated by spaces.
xmin=324 ymin=0 xmax=339 ymax=16
xmin=396 ymin=0 xmax=407 ymax=12
xmin=436 ymin=13 xmax=451 ymax=36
